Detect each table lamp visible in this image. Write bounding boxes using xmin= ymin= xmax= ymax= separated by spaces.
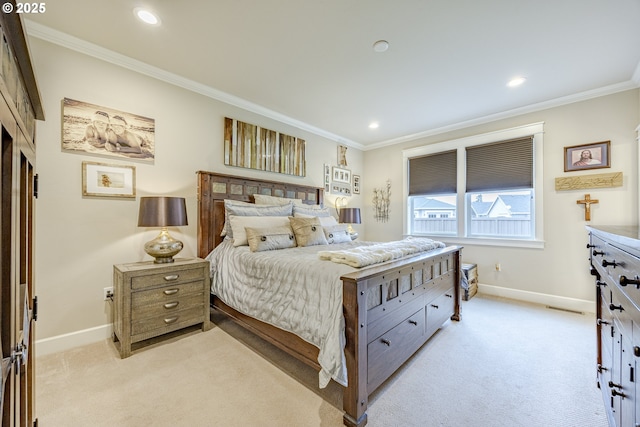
xmin=339 ymin=207 xmax=361 ymax=239
xmin=138 ymin=196 xmax=188 ymax=263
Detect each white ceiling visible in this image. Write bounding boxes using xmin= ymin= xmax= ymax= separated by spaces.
xmin=25 ymin=0 xmax=640 ymax=150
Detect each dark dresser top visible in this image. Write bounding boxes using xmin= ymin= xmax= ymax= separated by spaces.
xmin=587 ymin=225 xmax=640 ymax=255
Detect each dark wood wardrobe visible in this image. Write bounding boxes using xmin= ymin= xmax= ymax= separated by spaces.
xmin=0 ymin=7 xmax=44 ymax=427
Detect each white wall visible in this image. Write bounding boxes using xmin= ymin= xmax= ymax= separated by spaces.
xmin=363 ymin=90 xmax=639 ymax=311
xmin=31 ymin=37 xmax=364 ymax=353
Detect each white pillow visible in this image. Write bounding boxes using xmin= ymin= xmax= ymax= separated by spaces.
xmin=323 ymin=224 xmax=352 ymax=244
xmin=229 ymin=215 xmax=291 ymax=247
xmin=292 ymin=204 xmax=332 ymax=217
xmin=253 ymin=194 xmax=304 ymax=206
xmin=293 ymin=213 xmax=338 ymax=227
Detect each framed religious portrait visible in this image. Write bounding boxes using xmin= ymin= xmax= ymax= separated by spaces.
xmin=564 ymin=141 xmax=610 ymax=172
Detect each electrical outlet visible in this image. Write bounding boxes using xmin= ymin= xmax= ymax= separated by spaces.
xmin=103 ymin=287 xmax=114 ymax=301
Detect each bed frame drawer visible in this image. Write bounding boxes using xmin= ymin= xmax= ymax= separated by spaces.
xmin=425 ymin=287 xmax=455 ymax=338
xmin=367 ymin=308 xmax=425 ymax=391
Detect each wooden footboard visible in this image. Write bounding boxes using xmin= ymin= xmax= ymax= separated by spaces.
xmin=197 ymin=171 xmax=462 ymax=427
xmin=341 ymin=246 xmax=461 ymax=427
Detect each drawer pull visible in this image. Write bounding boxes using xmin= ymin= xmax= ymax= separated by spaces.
xmin=163 ymin=289 xmax=179 ymax=295
xmin=431 ymin=304 xmax=439 ymax=309
xmin=596 ymin=281 xmax=607 ymax=288
xmin=597 ymin=364 xmax=608 ymax=373
xmin=164 ymin=316 xmax=179 ymax=324
xmin=592 ymin=250 xmax=605 ymax=256
xmin=602 ymin=259 xmax=618 ymax=268
xmin=597 ymin=318 xmax=610 ymax=326
xmin=408 ymin=320 xmax=418 ymax=326
xmin=609 ymin=303 xmax=624 ymax=312
xmin=164 ymin=302 xmax=179 ymax=309
xmin=380 ymin=338 xmax=391 ymax=346
xmin=620 ymin=275 xmax=640 ymax=287
xmin=164 ymin=274 xmax=179 ymax=281
xmin=611 ymin=389 xmax=626 ymax=398
xmin=445 ymin=293 xmax=453 ymax=298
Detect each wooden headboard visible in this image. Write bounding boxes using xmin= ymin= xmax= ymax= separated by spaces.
xmin=196 ymin=171 xmax=324 ymax=259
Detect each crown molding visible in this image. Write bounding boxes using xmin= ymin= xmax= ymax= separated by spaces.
xmin=24 ymin=20 xmax=363 ymax=150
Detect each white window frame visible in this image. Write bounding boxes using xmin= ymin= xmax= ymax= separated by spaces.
xmin=402 ymin=122 xmax=545 ymax=249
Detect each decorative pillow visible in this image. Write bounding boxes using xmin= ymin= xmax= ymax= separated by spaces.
xmin=222 ymin=200 xmax=293 ymax=238
xmin=288 ymin=216 xmax=328 ymax=247
xmin=323 ymin=224 xmax=352 ymax=244
xmin=292 ymin=204 xmax=332 ymax=217
xmin=229 ymin=215 xmax=291 ymax=247
xmin=253 ymin=194 xmax=304 ymax=206
xmin=246 ymin=226 xmax=297 ymax=252
xmin=294 ymin=213 xmax=338 ymax=227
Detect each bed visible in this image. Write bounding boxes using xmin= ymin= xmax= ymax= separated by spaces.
xmin=197 ymin=171 xmax=462 ymax=427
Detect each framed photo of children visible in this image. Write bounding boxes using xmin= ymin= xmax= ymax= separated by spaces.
xmin=82 ymin=161 xmax=136 ymax=198
xmin=62 ymin=98 xmax=155 ymax=163
xmin=564 ymin=141 xmax=610 ymax=172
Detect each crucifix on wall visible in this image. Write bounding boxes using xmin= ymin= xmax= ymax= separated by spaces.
xmin=576 ymin=194 xmax=599 ymax=221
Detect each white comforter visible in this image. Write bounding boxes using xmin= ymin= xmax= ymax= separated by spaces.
xmin=206 ymin=239 xmax=367 ymax=388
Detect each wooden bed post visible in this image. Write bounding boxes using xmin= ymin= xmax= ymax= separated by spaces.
xmin=342 ymin=276 xmax=368 ymax=427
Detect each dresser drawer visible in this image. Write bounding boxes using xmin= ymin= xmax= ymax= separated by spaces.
xmin=131 ymin=293 xmax=205 ymax=320
xmin=131 ymin=267 xmax=205 ymax=290
xmin=425 ymin=288 xmax=455 ymax=338
xmin=367 ymin=308 xmax=425 ymax=390
xmin=131 ymin=306 xmax=205 ymax=336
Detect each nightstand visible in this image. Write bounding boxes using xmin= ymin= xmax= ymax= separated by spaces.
xmin=112 ymin=257 xmax=211 ymax=358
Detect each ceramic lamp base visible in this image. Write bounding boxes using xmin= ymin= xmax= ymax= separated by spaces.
xmin=144 ymin=228 xmax=183 ymax=263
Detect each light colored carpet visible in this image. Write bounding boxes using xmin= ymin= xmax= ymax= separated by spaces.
xmin=36 ymin=295 xmax=609 ymax=427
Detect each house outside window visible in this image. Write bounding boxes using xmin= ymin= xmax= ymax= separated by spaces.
xmin=402 ymin=123 xmax=544 ymax=248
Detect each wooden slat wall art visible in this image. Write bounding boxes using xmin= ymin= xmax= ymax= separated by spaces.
xmin=224 ymin=117 xmax=306 ymax=177
xmin=555 ymin=171 xmax=623 ymax=191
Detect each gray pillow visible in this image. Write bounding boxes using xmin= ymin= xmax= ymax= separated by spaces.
xmin=288 ymin=216 xmax=328 ymax=247
xmin=246 ymin=226 xmax=297 ymax=252
xmin=222 ymin=200 xmax=293 ymax=238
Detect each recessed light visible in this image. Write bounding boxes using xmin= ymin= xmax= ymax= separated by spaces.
xmin=507 ymin=76 xmax=526 ymax=87
xmin=134 ymin=8 xmax=160 ymax=25
xmin=373 ymin=40 xmax=389 ymax=53
xmin=369 ymin=121 xmax=379 ymax=129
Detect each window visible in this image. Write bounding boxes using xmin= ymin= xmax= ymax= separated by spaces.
xmin=402 ymin=123 xmax=544 ymax=247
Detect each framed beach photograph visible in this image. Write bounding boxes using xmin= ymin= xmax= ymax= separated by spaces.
xmin=82 ymin=161 xmax=136 ymax=198
xmin=63 ymin=98 xmax=155 ymax=163
xmin=332 ymin=166 xmax=351 ymax=184
xmin=564 ymin=141 xmax=610 ymax=172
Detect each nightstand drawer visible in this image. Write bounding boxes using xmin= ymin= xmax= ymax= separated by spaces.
xmin=131 ymin=281 xmax=203 ymax=306
xmin=131 ymin=306 xmax=205 ymax=336
xmin=131 ymin=267 xmax=204 ymax=290
xmin=131 ymin=293 xmax=205 ymax=320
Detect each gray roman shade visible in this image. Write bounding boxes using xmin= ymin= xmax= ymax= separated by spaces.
xmin=465 ymin=136 xmax=533 ymax=192
xmin=408 ymin=150 xmax=457 ymax=196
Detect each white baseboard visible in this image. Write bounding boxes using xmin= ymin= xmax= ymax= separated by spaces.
xmin=36 ymin=324 xmax=112 ymax=357
xmin=35 ymin=285 xmax=595 ymax=357
xmin=478 ymin=283 xmax=596 ymax=314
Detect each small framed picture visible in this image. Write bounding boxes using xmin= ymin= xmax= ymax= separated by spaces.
xmin=337 ymin=145 xmax=348 ymax=166
xmin=82 ymin=161 xmax=136 ymax=198
xmin=353 ymin=175 xmax=360 ymax=194
xmin=564 ymin=141 xmax=610 ymax=172
xmin=332 ymin=166 xmax=351 ymax=184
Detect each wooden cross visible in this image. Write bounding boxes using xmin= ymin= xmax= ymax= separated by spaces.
xmin=576 ymin=194 xmax=599 ymax=221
